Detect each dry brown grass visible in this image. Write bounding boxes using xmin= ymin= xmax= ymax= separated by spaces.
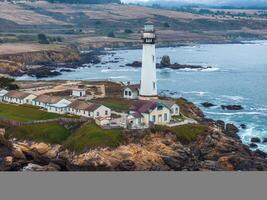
xmin=0 ymin=2 xmax=67 ymax=25
xmin=0 ymin=43 xmax=65 ymax=55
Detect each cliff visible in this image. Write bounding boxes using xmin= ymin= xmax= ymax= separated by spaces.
xmin=0 ymin=50 xmax=80 ymax=65
xmin=1 ymin=99 xmax=266 ymax=171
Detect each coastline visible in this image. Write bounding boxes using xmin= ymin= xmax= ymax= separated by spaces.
xmin=1 ymin=96 xmax=267 ymax=171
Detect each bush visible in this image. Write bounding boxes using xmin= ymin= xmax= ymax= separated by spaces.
xmin=0 ymin=77 xmax=19 ymax=90
xmin=163 ymin=22 xmax=170 ymax=27
xmin=107 ymin=31 xmax=115 ymax=38
xmin=38 ymin=33 xmax=50 ymax=44
xmin=95 ymin=20 xmax=102 ymax=25
xmin=124 ymin=29 xmax=133 ymax=34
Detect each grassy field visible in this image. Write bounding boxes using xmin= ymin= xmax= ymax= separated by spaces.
xmin=63 ymin=123 xmax=123 ymax=152
xmin=0 ymin=103 xmax=62 ymax=122
xmin=6 ymin=122 xmax=70 ymax=144
xmin=91 ymin=97 xmax=134 ymax=113
xmin=153 ymin=124 xmax=209 ymax=142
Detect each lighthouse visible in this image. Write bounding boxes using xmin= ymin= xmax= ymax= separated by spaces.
xmin=139 ymin=22 xmax=158 ymax=100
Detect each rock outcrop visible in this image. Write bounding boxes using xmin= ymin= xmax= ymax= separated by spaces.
xmin=221 ymin=105 xmax=243 ymax=110
xmin=1 ymin=99 xmax=266 ymax=171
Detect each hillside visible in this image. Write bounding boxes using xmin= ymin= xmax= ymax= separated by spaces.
xmin=1 ymin=1 xmax=267 ymax=51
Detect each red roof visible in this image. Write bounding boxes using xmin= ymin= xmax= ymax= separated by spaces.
xmin=130 ymin=100 xmax=157 ymax=114
xmin=125 ymin=84 xmax=140 ymax=92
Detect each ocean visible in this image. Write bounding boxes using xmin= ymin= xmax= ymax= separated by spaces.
xmin=17 ymin=40 xmax=267 ymax=152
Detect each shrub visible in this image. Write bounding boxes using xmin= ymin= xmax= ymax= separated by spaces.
xmin=38 ymin=33 xmax=50 ymax=44
xmin=107 ymin=31 xmax=115 ymax=38
xmin=124 ymin=29 xmax=133 ymax=34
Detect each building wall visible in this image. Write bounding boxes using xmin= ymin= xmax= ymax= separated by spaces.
xmin=72 ymin=90 xmax=86 ymax=97
xmin=47 ymin=106 xmax=68 ymax=114
xmin=93 ymin=105 xmax=111 ymax=119
xmin=142 ymin=107 xmax=171 ymax=126
xmin=24 ymin=94 xmax=37 ymax=104
xmin=3 ymin=95 xmax=36 ymax=105
xmin=68 ymin=107 xmax=91 ymax=118
xmin=171 ymin=104 xmax=180 ymax=116
xmin=123 ymin=88 xmax=138 ymax=99
xmin=149 ymin=106 xmax=171 ymax=125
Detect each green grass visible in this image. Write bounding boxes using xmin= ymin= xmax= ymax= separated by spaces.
xmin=6 ymin=122 xmax=70 ymax=144
xmin=153 ymin=124 xmax=209 ymax=142
xmin=0 ymin=103 xmax=65 ymax=122
xmin=63 ymin=123 xmax=123 ymax=152
xmin=172 ymin=114 xmax=187 ymax=121
xmin=91 ymin=97 xmax=133 ymax=112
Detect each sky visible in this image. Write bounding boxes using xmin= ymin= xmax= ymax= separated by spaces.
xmin=121 ymin=0 xmax=267 ymax=6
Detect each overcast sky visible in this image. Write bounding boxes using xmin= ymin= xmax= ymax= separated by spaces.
xmin=121 ymin=0 xmax=267 ymax=6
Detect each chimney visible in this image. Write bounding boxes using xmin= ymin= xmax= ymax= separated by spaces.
xmin=127 ymin=81 xmax=130 ymax=86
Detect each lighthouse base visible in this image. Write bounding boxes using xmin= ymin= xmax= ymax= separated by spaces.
xmin=138 ymin=95 xmax=158 ymax=101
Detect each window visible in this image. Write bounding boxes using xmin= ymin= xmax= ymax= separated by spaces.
xmin=105 ymin=110 xmax=108 ymax=115
xmin=164 ymin=113 xmax=168 ymax=121
xmin=125 ymin=91 xmax=128 ymax=96
xmin=129 ymin=91 xmax=132 ymax=96
xmin=152 ymin=115 xmax=156 ymax=122
xmin=84 ymin=111 xmax=86 ymax=114
xmin=153 ymin=82 xmax=156 ymax=90
xmin=97 ymin=112 xmax=100 ymax=116
xmin=175 ymin=107 xmax=178 ymax=113
xmin=157 ymin=105 xmax=163 ymax=111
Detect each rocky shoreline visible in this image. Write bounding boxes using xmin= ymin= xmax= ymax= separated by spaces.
xmin=1 ymin=99 xmax=267 ymax=171
xmin=125 ymin=55 xmax=212 ymax=71
xmin=0 ymin=50 xmax=103 ymax=78
xmin=0 ymin=48 xmax=213 ymax=79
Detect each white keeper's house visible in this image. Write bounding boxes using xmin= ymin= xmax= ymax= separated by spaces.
xmin=67 ymin=100 xmax=111 ymax=119
xmin=3 ymin=91 xmax=36 ymax=105
xmin=127 ymin=99 xmax=180 ymax=129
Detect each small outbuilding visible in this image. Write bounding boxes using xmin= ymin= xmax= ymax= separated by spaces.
xmin=32 ymin=94 xmax=72 ymax=114
xmin=0 ymin=89 xmax=8 ymax=102
xmin=3 ymin=91 xmax=36 ymax=105
xmin=123 ymin=83 xmax=140 ymax=99
xmin=67 ymin=100 xmax=111 ymax=119
xmin=72 ymin=89 xmax=86 ymax=97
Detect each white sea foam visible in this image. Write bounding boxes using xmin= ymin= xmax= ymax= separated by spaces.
xmin=101 ymin=68 xmax=139 ymax=73
xmin=182 ymin=91 xmax=209 ymax=96
xmin=221 ymin=95 xmax=245 ymax=101
xmin=205 ymin=111 xmax=267 ymax=116
xmin=174 ymin=67 xmax=219 ymax=72
xmin=109 ymin=76 xmax=127 ymax=79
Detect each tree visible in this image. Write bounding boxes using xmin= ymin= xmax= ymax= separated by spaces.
xmin=163 ymin=22 xmax=170 ymax=28
xmin=107 ymin=31 xmax=115 ymax=38
xmin=124 ymin=29 xmax=133 ymax=34
xmin=37 ymin=33 xmax=50 ymax=44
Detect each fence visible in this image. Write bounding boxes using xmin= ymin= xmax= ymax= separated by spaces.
xmin=0 ymin=116 xmax=90 ymax=127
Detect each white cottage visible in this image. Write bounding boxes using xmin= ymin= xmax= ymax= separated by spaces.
xmin=67 ymin=100 xmax=111 ymax=119
xmin=3 ymin=91 xmax=36 ymax=105
xmin=72 ymin=89 xmax=86 ymax=97
xmin=0 ymin=89 xmax=8 ymax=102
xmin=32 ymin=94 xmax=71 ymax=114
xmin=123 ymin=84 xmax=140 ymax=99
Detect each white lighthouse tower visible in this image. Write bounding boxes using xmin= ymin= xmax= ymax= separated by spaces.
xmin=139 ymin=22 xmax=158 ymax=100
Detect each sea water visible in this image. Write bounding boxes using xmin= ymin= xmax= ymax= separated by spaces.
xmin=17 ymin=41 xmax=267 ymax=152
